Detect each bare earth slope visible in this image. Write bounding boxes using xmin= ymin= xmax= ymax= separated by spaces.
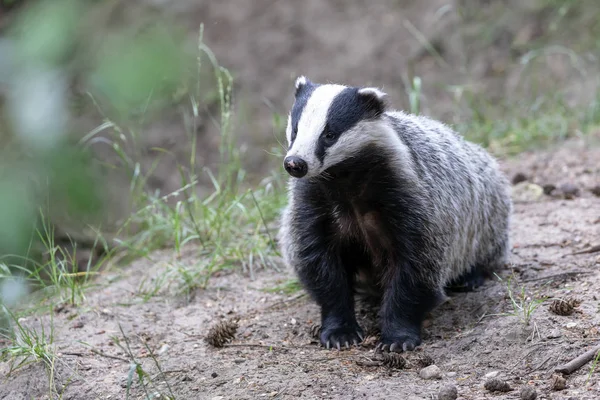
xmin=1 ymin=135 xmax=599 ymax=399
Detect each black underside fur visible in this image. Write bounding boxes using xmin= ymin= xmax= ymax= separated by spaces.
xmin=289 ymin=145 xmax=473 ymax=352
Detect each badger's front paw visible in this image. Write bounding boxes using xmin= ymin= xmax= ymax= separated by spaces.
xmin=320 ymin=320 xmax=364 ymax=350
xmin=377 ymin=331 xmax=421 ymax=353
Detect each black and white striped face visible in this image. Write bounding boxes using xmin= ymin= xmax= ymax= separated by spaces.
xmin=283 ymin=76 xmax=387 ymax=179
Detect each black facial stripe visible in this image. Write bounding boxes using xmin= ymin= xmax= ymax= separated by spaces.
xmin=315 ymin=87 xmax=384 ymax=163
xmin=290 ymin=82 xmax=318 ymax=144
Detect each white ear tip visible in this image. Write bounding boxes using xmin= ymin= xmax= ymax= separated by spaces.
xmin=295 ymin=76 xmax=308 ymax=89
xmin=358 ymin=87 xmax=387 ymax=99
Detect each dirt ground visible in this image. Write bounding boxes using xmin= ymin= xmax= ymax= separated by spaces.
xmin=1 ymin=134 xmax=599 ymax=400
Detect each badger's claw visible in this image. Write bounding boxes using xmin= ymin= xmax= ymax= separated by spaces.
xmin=319 ymin=324 xmax=363 ymax=351
xmin=377 ymin=331 xmax=421 ymax=353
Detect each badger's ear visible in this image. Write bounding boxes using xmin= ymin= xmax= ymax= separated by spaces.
xmin=357 ymin=87 xmax=387 ymax=117
xmin=294 ymin=76 xmax=311 ymax=97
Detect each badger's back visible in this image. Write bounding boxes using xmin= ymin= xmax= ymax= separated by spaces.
xmin=384 ymin=111 xmax=512 ymax=284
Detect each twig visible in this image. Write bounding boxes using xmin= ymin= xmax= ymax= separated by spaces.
xmin=529 ymin=356 xmax=552 ymax=373
xmin=225 ymin=343 xmax=286 ymax=350
xmin=265 ymin=292 xmax=307 ymax=310
xmin=508 ymin=343 xmax=545 ymax=373
xmin=60 ymin=351 xmax=86 ymax=357
xmin=555 ymin=344 xmax=600 ymax=375
xmin=355 ymin=360 xmax=383 ymax=367
xmin=90 ymin=348 xmax=130 ymax=363
xmin=567 ymin=244 xmax=600 ymax=256
xmin=522 ymin=271 xmax=589 ymax=283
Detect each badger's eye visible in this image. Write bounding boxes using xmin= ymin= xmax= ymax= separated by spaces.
xmin=323 ymin=128 xmax=336 ymax=141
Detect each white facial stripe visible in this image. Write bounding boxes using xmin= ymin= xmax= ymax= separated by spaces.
xmin=286 ymin=84 xmax=346 ymax=175
xmin=285 ymin=114 xmax=292 ymax=144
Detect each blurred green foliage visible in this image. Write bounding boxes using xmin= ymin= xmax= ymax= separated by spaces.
xmin=0 ymin=0 xmax=190 ymax=294
xmin=90 ymin=23 xmax=189 ymax=116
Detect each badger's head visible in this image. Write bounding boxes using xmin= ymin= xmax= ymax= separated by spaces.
xmin=283 ymin=76 xmax=387 ymax=179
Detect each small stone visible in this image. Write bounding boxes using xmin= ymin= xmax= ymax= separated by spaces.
xmin=181 ymin=375 xmax=192 ymax=382
xmin=211 ymin=372 xmax=218 ymax=378
xmin=437 ymin=384 xmax=458 ymax=400
xmin=484 ymin=378 xmax=512 ymax=392
xmin=520 ymin=385 xmax=537 ymax=400
xmin=419 ymin=364 xmax=442 ymax=380
xmin=512 ymin=182 xmax=544 ymax=202
xmin=545 ymin=329 xmax=562 ymax=339
xmin=591 ymin=185 xmax=600 ymax=197
xmin=512 ymin=172 xmax=528 ymax=185
xmin=446 ymin=372 xmax=457 ymax=377
xmin=233 ymin=358 xmax=246 ymax=364
xmin=558 ymin=183 xmax=580 ymax=199
xmin=485 ymin=370 xmax=501 ymax=379
xmin=550 ymin=374 xmax=566 ymax=391
xmin=72 ymin=320 xmax=84 ymax=329
xmin=542 ymin=183 xmax=556 ymax=195
xmin=157 ymin=344 xmax=169 ymax=355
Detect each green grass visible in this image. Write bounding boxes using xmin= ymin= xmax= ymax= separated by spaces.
xmin=263 ymin=278 xmax=303 ymax=295
xmin=494 ymin=273 xmax=546 ymax=334
xmin=0 ymin=211 xmax=109 ymax=309
xmin=0 ymin=307 xmax=60 ymax=397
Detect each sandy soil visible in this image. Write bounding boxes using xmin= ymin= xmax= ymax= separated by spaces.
xmin=1 ymin=134 xmax=599 ymax=400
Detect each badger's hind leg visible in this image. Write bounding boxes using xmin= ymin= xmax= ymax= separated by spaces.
xmin=445 ymin=264 xmax=488 ymax=293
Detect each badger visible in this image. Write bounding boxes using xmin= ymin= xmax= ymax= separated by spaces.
xmin=277 ymin=76 xmax=512 ymax=352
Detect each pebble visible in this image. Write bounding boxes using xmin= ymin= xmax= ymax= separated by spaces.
xmin=520 ymin=385 xmax=537 ymax=400
xmin=72 ymin=320 xmax=84 ymax=329
xmin=545 ymin=329 xmax=562 ymax=339
xmin=550 ymin=374 xmax=566 ymax=391
xmin=542 ymin=183 xmax=556 ymax=195
xmin=591 ymin=185 xmax=600 ymax=197
xmin=437 ymin=384 xmax=458 ymax=400
xmin=211 ymin=372 xmax=218 ymax=378
xmin=484 ymin=378 xmax=512 ymax=392
xmin=512 ymin=182 xmax=544 ymax=202
xmin=485 ymin=370 xmax=500 ymax=379
xmin=558 ymin=183 xmax=580 ymax=199
xmin=512 ymin=172 xmax=528 ymax=185
xmin=419 ymin=364 xmax=442 ymax=380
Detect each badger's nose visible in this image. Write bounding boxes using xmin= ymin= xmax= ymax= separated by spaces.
xmin=283 ymin=156 xmax=308 ymax=178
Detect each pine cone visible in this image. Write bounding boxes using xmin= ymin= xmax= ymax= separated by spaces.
xmin=414 ymin=353 xmax=435 ymax=368
xmin=309 ymin=323 xmax=321 ymax=339
xmin=550 ymin=374 xmax=566 ymax=391
xmin=484 ymin=378 xmax=512 ymax=393
xmin=382 ymin=352 xmax=407 ymax=369
xmin=360 ymin=334 xmax=379 ymax=349
xmin=205 ymin=320 xmax=238 ymax=348
xmin=549 ymin=297 xmax=581 ymax=316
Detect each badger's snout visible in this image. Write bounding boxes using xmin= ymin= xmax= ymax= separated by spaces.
xmin=284 ymin=156 xmax=308 ymax=178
